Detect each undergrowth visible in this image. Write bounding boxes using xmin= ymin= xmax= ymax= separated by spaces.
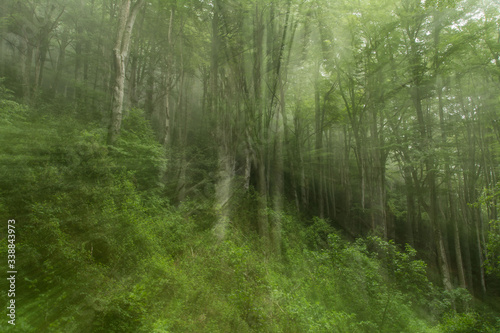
xmin=0 ymin=100 xmax=498 ymax=332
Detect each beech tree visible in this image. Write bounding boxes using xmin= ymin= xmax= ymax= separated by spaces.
xmin=108 ymin=0 xmax=144 ymax=145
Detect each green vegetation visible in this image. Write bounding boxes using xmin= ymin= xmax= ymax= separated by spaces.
xmin=1 ymin=0 xmax=500 ymax=331
xmin=475 ymin=184 xmax=500 ymax=278
xmin=0 ymin=98 xmax=498 ymax=332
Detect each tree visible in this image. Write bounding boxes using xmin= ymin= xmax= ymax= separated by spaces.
xmin=108 ymin=0 xmax=145 ymax=145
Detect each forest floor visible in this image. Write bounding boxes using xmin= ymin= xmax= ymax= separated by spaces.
xmin=0 ymin=97 xmax=499 ymax=332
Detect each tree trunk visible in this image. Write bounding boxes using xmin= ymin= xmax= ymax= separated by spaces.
xmin=210 ymin=0 xmax=235 ymax=241
xmin=271 ymin=74 xmax=286 ymax=255
xmin=314 ymin=71 xmax=324 ymax=218
xmin=404 ymin=167 xmax=415 ymax=246
xmin=107 ymin=0 xmax=145 ymax=145
xmin=475 ymin=209 xmax=487 ymax=294
xmin=20 ymin=34 xmax=32 ymax=103
xmin=145 ymin=60 xmax=154 ymax=117
xmin=52 ymin=30 xmax=69 ymax=98
xmin=163 ymin=9 xmax=174 ymax=146
xmin=213 ymin=146 xmax=234 ymax=241
xmin=257 ymin=154 xmax=269 ymax=242
xmin=129 ymin=52 xmax=138 ymax=107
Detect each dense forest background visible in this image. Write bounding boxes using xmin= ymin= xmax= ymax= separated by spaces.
xmin=1 ymin=0 xmax=500 ymax=331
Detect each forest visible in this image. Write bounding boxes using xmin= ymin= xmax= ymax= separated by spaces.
xmin=0 ymin=0 xmax=500 ymax=331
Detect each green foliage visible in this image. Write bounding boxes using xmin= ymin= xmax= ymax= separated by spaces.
xmin=0 ymin=94 xmax=497 ymax=332
xmin=0 ymin=0 xmax=499 ymax=328
xmin=360 ymin=236 xmax=432 ymax=300
xmin=486 ymin=219 xmax=500 ymax=277
xmin=304 ymin=216 xmax=335 ymax=250
xmin=0 ymin=96 xmax=28 ymax=126
xmin=111 ymin=108 xmax=167 ymax=193
xmin=0 ymin=102 xmax=172 ymax=332
xmin=0 ymin=78 xmax=14 ymax=101
xmin=475 ymin=184 xmax=500 ymax=277
xmin=438 ymin=311 xmax=500 ymax=333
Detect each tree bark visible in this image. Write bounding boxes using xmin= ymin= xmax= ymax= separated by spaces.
xmin=52 ymin=30 xmax=69 ymax=98
xmin=211 ymin=0 xmax=235 ymax=241
xmin=20 ymin=33 xmax=32 ymax=103
xmin=107 ymin=0 xmax=145 ymax=145
xmin=314 ymin=69 xmax=324 ymax=218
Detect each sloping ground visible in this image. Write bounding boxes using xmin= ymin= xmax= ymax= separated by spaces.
xmin=0 ymin=101 xmax=498 ymax=332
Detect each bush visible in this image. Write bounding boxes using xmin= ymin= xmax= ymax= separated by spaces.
xmin=0 ymin=96 xmax=497 ymax=332
xmin=0 ymin=104 xmax=172 ymax=332
xmin=438 ymin=311 xmax=500 ymax=333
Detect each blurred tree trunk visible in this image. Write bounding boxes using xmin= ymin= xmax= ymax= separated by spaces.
xmin=52 ymin=29 xmax=69 ymax=98
xmin=20 ymin=32 xmax=33 ymax=103
xmin=162 ymin=8 xmax=174 ymax=147
xmin=254 ymin=3 xmax=269 ymax=242
xmin=314 ymin=67 xmax=324 ymax=219
xmin=211 ymin=0 xmax=234 ymax=242
xmin=108 ymin=0 xmax=144 ymax=145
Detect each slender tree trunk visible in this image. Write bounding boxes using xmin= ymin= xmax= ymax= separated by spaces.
xmin=404 ymin=167 xmax=415 ymax=246
xmin=252 ymin=3 xmax=269 ymax=242
xmin=475 ymin=209 xmax=487 ymax=294
xmin=342 ymin=125 xmax=352 ymax=229
xmin=145 ymin=59 xmax=154 ymax=117
xmin=34 ymin=6 xmax=64 ymax=98
xmin=214 ymin=146 xmax=234 ymax=241
xmin=244 ymin=126 xmax=253 ymax=191
xmin=211 ymin=0 xmax=235 ymax=241
xmin=75 ymin=23 xmax=83 ymax=100
xmin=52 ymin=31 xmax=68 ymax=98
xmin=257 ymin=154 xmax=269 ymax=241
xmin=33 ymin=37 xmax=47 ymax=97
xmin=271 ymin=71 xmax=286 ymax=255
xmin=298 ymin=114 xmax=308 ymax=209
xmin=314 ymin=70 xmax=324 ymax=218
xmin=129 ymin=52 xmax=138 ymax=107
xmin=272 ymin=124 xmax=284 ymax=254
xmin=163 ymin=9 xmax=174 ymax=147
xmin=20 ymin=34 xmax=32 ymax=103
xmin=127 ymin=5 xmax=145 ymax=108
xmin=108 ymin=0 xmax=145 ymax=145
xmin=452 ymin=205 xmax=467 ymax=288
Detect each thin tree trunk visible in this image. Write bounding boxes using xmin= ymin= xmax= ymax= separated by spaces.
xmin=129 ymin=52 xmax=138 ymax=107
xmin=108 ymin=0 xmax=145 ymax=145
xmin=52 ymin=31 xmax=68 ymax=98
xmin=145 ymin=59 xmax=154 ymax=117
xmin=272 ymin=128 xmax=283 ymax=254
xmin=271 ymin=72 xmax=286 ymax=255
xmin=75 ymin=23 xmax=83 ymax=100
xmin=214 ymin=146 xmax=234 ymax=241
xmin=163 ymin=9 xmax=174 ymax=146
xmin=405 ymin=167 xmax=415 ymax=246
xmin=211 ymin=0 xmax=235 ymax=241
xmin=20 ymin=34 xmax=32 ymax=103
xmin=314 ymin=70 xmax=324 ymax=218
xmin=257 ymin=155 xmax=269 ymax=241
